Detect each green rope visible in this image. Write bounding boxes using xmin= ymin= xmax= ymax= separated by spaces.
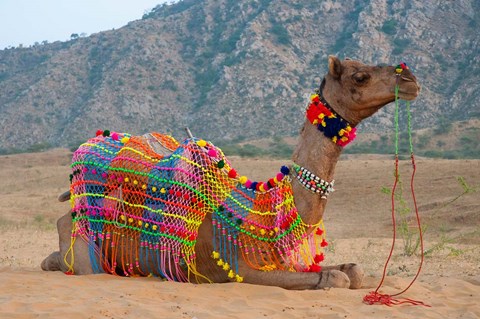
xmin=394 ymin=84 xmax=400 ymax=156
xmin=407 ymin=101 xmax=413 ymax=154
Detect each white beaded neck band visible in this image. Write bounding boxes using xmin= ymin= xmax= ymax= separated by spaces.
xmin=292 ymin=164 xmax=335 ymax=199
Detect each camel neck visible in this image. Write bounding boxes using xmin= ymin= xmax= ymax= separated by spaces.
xmin=291 ymin=120 xmax=343 ymax=225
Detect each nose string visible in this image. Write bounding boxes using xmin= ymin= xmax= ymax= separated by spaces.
xmin=363 ymin=64 xmax=429 ymax=307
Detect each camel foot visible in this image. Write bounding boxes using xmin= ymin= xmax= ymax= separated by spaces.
xmin=341 ymin=263 xmax=364 ymax=289
xmin=323 ymin=263 xmax=364 ymax=289
xmin=316 ymin=270 xmax=350 ymax=289
xmin=41 ymin=251 xmax=62 ymax=271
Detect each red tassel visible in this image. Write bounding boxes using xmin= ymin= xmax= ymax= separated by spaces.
xmin=314 ymin=253 xmax=324 ymax=264
xmin=308 ymin=264 xmax=322 ymax=272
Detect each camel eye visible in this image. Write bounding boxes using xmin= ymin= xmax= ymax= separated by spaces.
xmin=352 ymin=72 xmax=370 ymax=84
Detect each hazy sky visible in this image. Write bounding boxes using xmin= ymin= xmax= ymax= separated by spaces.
xmin=0 ymin=0 xmax=169 ymax=49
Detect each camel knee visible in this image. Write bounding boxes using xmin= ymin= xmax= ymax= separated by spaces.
xmin=41 ymin=251 xmax=63 ymax=272
xmin=316 ymin=270 xmax=350 ymax=289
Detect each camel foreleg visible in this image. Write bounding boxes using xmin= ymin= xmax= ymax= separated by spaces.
xmin=41 ymin=212 xmax=94 ymax=275
xmin=237 ymin=263 xmax=351 ymax=290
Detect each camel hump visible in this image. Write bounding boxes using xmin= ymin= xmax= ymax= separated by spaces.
xmin=58 ymin=191 xmax=71 ymax=202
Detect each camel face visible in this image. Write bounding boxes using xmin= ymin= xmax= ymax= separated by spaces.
xmin=323 ymin=56 xmax=421 ymax=126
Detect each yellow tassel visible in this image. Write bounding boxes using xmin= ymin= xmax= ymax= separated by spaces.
xmin=228 ymin=270 xmax=235 ymax=278
xmin=332 ymin=136 xmax=338 ymax=143
xmin=223 ymin=263 xmax=230 ymax=271
xmin=217 ymin=259 xmax=224 ymax=266
xmin=212 ymin=251 xmax=220 ymax=259
xmin=321 ymin=121 xmax=326 ymax=127
xmin=338 ymin=129 xmax=345 ymax=136
xmin=236 ymin=275 xmax=244 ymax=283
xmin=260 ymin=229 xmax=266 ymax=235
xmin=341 ymin=136 xmax=348 ymax=142
xmin=319 ymin=114 xmax=325 ymax=119
xmin=346 ymin=126 xmax=352 ymax=132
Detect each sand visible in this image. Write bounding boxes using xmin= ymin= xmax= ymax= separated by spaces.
xmin=1 ymin=149 xmax=479 ymax=318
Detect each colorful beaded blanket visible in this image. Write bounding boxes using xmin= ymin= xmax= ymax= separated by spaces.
xmin=68 ymin=130 xmax=327 ymax=282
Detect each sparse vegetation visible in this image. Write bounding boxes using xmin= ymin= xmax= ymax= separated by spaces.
xmin=380 ymin=19 xmax=397 ymax=35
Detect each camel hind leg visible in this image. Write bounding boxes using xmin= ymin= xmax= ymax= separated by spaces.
xmin=41 ymin=212 xmax=94 ymax=275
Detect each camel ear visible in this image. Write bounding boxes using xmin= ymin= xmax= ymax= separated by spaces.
xmin=328 ymin=55 xmax=343 ymax=79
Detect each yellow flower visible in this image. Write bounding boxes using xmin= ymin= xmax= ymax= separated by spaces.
xmin=197 ymin=140 xmax=207 ymax=147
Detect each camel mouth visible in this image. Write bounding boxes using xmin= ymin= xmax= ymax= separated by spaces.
xmin=397 ymin=81 xmax=421 ymax=101
xmin=397 ymin=89 xmax=420 ymax=101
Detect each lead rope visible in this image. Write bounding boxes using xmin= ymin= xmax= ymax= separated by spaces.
xmin=363 ymin=68 xmax=430 ymax=307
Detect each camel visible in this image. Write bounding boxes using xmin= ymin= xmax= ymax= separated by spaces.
xmin=41 ymin=56 xmax=420 ymax=290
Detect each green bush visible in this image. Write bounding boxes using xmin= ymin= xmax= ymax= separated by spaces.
xmin=381 ymin=19 xmax=397 ymax=35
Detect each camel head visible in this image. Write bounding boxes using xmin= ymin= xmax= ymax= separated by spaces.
xmin=321 ymin=56 xmax=420 ymax=126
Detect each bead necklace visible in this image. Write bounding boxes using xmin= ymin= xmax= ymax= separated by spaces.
xmin=292 ymin=164 xmax=335 ymax=199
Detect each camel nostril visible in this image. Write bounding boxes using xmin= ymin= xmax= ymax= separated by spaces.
xmin=400 ymin=76 xmax=414 ymax=82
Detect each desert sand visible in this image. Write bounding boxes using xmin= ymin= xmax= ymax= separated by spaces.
xmin=1 ymin=149 xmax=479 ymax=318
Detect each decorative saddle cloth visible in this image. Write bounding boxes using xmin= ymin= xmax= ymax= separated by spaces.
xmin=68 ymin=131 xmax=327 ymax=282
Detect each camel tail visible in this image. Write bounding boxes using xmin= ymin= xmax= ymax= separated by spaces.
xmin=58 ymin=191 xmax=71 ymax=202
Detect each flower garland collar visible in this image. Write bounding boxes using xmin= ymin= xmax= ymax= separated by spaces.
xmin=306 ymin=91 xmax=357 ymax=147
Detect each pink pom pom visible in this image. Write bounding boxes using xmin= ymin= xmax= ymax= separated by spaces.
xmin=276 ymin=173 xmax=284 ymax=182
xmin=101 ymin=173 xmax=108 ymax=179
xmin=245 ymin=180 xmax=252 ymax=188
xmin=111 ymin=132 xmax=119 ymax=141
xmin=208 ymin=149 xmax=217 ymax=157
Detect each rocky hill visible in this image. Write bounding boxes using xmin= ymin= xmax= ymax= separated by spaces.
xmin=0 ymin=0 xmax=479 ymax=153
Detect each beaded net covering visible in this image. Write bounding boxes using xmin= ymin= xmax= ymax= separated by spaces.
xmin=68 ymin=131 xmax=327 ymax=282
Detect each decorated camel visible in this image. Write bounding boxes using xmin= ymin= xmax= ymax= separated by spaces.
xmin=41 ymin=56 xmax=420 ymax=290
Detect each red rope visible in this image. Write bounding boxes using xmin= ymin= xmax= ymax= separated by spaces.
xmin=363 ymin=154 xmax=430 ymax=307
